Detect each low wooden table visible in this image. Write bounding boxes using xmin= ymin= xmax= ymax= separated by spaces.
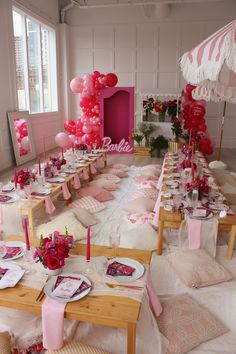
xmin=0 ymin=244 xmax=151 ymax=354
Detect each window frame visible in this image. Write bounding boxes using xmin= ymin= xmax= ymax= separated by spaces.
xmin=12 ymin=4 xmax=58 ymax=115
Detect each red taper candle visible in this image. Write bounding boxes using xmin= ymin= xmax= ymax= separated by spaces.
xmin=23 ymin=217 xmax=30 ymax=251
xmin=86 ymin=226 xmax=90 ymax=262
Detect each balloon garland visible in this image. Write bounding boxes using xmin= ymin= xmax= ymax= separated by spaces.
xmin=14 ymin=118 xmax=30 ymax=156
xmin=60 ymin=71 xmax=118 ymax=149
xmin=182 ymin=84 xmax=213 ymax=155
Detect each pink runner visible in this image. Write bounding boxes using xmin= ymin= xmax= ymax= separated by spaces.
xmin=62 ymin=182 xmax=71 ymax=200
xmin=44 ymin=196 xmax=56 ymax=214
xmin=73 ymin=173 xmax=81 ymax=190
xmin=83 ymin=168 xmax=89 ymax=180
xmin=186 ymin=216 xmax=202 ymax=249
xmin=42 ymin=297 xmax=66 ymax=350
xmin=139 ymin=270 xmax=162 ymax=317
xmin=90 ymin=163 xmax=97 ymax=174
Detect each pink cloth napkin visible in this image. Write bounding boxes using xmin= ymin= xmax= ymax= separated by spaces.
xmin=42 ymin=297 xmax=66 ymax=350
xmin=62 ymin=182 xmax=71 ymax=200
xmin=186 ymin=216 xmax=202 ymax=249
xmin=96 ymin=157 xmax=104 ymax=168
xmin=44 ymin=196 xmax=56 ymax=214
xmin=73 ymin=173 xmax=81 ymax=189
xmin=139 ymin=270 xmax=162 ymax=317
xmin=90 ymin=163 xmax=97 ymax=174
xmin=83 ymin=168 xmax=89 ymax=180
xmin=0 ymin=204 xmax=3 ymax=224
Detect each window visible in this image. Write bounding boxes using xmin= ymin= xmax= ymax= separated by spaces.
xmin=12 ymin=8 xmax=58 ymax=114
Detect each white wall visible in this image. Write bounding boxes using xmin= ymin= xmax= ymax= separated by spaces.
xmin=65 ymin=0 xmax=236 ymax=148
xmin=0 ymin=0 xmax=61 ymax=172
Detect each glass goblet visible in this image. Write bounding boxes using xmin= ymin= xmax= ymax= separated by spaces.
xmin=109 ymin=232 xmax=120 ymax=257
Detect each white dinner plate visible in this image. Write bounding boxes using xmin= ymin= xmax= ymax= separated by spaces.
xmin=0 ymin=263 xmax=23 ymax=289
xmin=73 ymin=163 xmax=86 ymax=168
xmin=44 ymin=273 xmax=92 ymax=303
xmin=208 ymin=203 xmax=229 ymax=212
xmin=0 ymin=194 xmax=19 ymax=204
xmin=105 ymin=257 xmax=145 ymax=284
xmin=62 ymin=169 xmax=76 ymax=174
xmin=165 ymin=180 xmax=179 ymax=187
xmin=31 ymin=188 xmax=51 ymax=196
xmin=0 ymin=241 xmax=25 ymax=261
xmin=46 ymin=177 xmax=65 ymax=183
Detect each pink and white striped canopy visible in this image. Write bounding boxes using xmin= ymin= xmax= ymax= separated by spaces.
xmin=180 ymin=19 xmax=236 ymax=102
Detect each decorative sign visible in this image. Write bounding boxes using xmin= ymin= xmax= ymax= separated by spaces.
xmin=102 ymin=137 xmax=133 ymax=153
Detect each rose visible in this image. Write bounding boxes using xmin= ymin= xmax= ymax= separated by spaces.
xmin=56 ymin=244 xmax=69 ymax=258
xmin=44 ymin=255 xmax=61 ymax=270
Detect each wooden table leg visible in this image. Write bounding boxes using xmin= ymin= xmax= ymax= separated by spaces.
xmin=127 ymin=323 xmax=136 ymax=354
xmin=157 ymin=220 xmax=164 ymax=255
xmin=227 ymin=225 xmax=236 ymax=260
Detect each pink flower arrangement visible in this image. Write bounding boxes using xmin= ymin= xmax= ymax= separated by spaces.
xmin=16 ymin=169 xmax=36 ymax=189
xmin=50 ymin=156 xmax=66 ymax=170
xmin=185 ymin=176 xmax=210 ymax=196
xmin=33 ymin=231 xmax=74 ymax=270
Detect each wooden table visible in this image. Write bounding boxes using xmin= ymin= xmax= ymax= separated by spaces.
xmin=156 ymin=155 xmax=236 ymax=259
xmin=0 ymin=244 xmax=151 ymax=354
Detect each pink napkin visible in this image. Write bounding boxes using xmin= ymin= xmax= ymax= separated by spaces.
xmin=186 ymin=216 xmax=202 ymax=249
xmin=90 ymin=163 xmax=97 ymax=174
xmin=0 ymin=204 xmax=3 ymax=224
xmin=42 ymin=297 xmax=66 ymax=350
xmin=62 ymin=182 xmax=71 ymax=200
xmin=96 ymin=157 xmax=104 ymax=168
xmin=44 ymin=196 xmax=56 ymax=214
xmin=82 ymin=168 xmax=89 ymax=180
xmin=139 ymin=270 xmax=162 ymax=317
xmin=73 ymin=174 xmax=81 ymax=190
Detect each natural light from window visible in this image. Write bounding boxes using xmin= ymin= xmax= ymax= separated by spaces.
xmin=13 ymin=8 xmax=58 ymax=114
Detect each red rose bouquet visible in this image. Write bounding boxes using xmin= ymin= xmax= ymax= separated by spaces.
xmin=16 ymin=169 xmax=36 ymax=189
xmin=33 ymin=231 xmax=74 ymax=270
xmin=185 ymin=176 xmax=210 ymax=197
xmin=50 ymin=156 xmax=66 ymax=170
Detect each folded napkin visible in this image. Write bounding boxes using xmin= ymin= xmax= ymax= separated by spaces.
xmin=90 ymin=163 xmax=97 ymax=174
xmin=62 ymin=182 xmax=71 ymax=200
xmin=186 ymin=216 xmax=201 ymax=249
xmin=1 ymin=184 xmax=14 ymax=192
xmin=0 ymin=195 xmax=12 ymax=203
xmin=0 ymin=267 xmax=25 ymax=288
xmin=82 ymin=168 xmax=89 ymax=180
xmin=0 ymin=267 xmax=8 ymax=279
xmin=73 ymin=173 xmax=81 ymax=189
xmin=44 ymin=196 xmax=56 ymax=214
xmin=106 ymin=261 xmax=135 ymax=276
xmin=54 ymin=275 xmax=91 ymax=298
xmin=2 ymin=246 xmax=22 ymax=259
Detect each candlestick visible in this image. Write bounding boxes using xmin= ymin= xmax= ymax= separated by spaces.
xmin=86 ymin=226 xmax=90 ymax=262
xmin=38 ymin=158 xmax=41 ymax=176
xmin=23 ymin=217 xmax=30 ymax=251
xmin=14 ymin=168 xmax=17 ymax=189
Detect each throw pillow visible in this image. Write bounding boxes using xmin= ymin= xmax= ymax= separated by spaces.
xmin=120 ymin=223 xmax=157 ymax=250
xmin=89 ymin=179 xmax=118 ymax=191
xmin=94 ymin=173 xmax=121 ymax=183
xmin=96 ymin=190 xmax=113 ymax=202
xmin=157 ymin=293 xmax=228 ymax=354
xmin=123 ymin=197 xmax=155 ymax=213
xmin=36 ymin=210 xmax=87 ymax=241
xmin=70 ymin=196 xmax=106 ymax=213
xmin=0 ymin=332 xmax=11 ymax=354
xmin=132 ymin=188 xmax=158 ymax=201
xmin=140 ymin=167 xmax=161 ymax=177
xmin=78 ymin=186 xmax=104 ymax=198
xmin=166 ymin=249 xmax=233 ymax=289
xmin=73 ymin=208 xmax=98 ymax=228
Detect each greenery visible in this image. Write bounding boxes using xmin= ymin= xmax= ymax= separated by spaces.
xmin=150 ymin=135 xmax=168 ymax=156
xmin=132 ymin=130 xmax=144 ymax=146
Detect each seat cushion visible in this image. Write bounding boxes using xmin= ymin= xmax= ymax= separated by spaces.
xmin=123 ymin=197 xmax=155 ymax=213
xmin=0 ymin=332 xmax=11 ymax=354
xmin=45 ymin=340 xmax=111 ymax=354
xmin=70 ymin=196 xmax=106 ymax=214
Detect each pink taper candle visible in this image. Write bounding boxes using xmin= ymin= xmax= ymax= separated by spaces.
xmin=38 ymin=158 xmax=41 ymax=176
xmin=14 ymin=168 xmax=17 ymax=189
xmin=86 ymin=226 xmax=90 ymax=262
xmin=23 ymin=217 xmax=30 ymax=251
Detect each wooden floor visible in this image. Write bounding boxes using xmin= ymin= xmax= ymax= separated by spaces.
xmin=1 ymin=147 xmax=236 ymax=183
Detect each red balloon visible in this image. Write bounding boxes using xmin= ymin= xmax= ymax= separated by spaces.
xmin=191 ymin=104 xmax=206 ymax=118
xmin=105 ymin=73 xmax=118 ymax=87
xmin=198 ymin=124 xmax=207 ymax=132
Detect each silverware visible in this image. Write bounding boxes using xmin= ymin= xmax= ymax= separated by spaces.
xmin=106 ymin=283 xmax=143 ymax=290
xmin=36 ymin=276 xmax=48 ymax=302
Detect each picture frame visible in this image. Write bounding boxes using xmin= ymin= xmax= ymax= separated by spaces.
xmin=8 ymin=111 xmax=36 ymax=165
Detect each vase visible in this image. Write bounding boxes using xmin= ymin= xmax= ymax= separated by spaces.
xmin=145 ymin=110 xmax=152 ymax=121
xmin=44 ymin=267 xmax=62 ymax=276
xmin=158 ymin=111 xmax=166 ymax=122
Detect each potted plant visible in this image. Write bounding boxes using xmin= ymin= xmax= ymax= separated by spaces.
xmin=132 ymin=130 xmax=144 ymax=147
xmin=150 ymin=135 xmax=168 ymax=157
xmin=138 ymin=122 xmax=157 ymax=148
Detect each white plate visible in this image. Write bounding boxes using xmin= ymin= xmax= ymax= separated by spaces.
xmin=46 ymin=177 xmax=65 ymax=183
xmin=1 ymin=184 xmax=14 ymax=193
xmin=208 ymin=203 xmax=229 ymax=212
xmin=165 ymin=180 xmax=179 ymax=187
xmin=63 ymin=169 xmax=76 ymax=174
xmin=44 ymin=273 xmax=91 ymax=303
xmin=106 ymin=257 xmax=145 ymax=284
xmin=74 ymin=163 xmax=86 ymax=168
xmin=0 ymin=194 xmax=19 ymax=204
xmin=31 ymin=188 xmax=51 ymax=196
xmin=185 ymin=209 xmax=213 ymax=220
xmin=1 ymin=241 xmax=25 ymax=261
xmin=0 ymin=263 xmax=23 ymax=289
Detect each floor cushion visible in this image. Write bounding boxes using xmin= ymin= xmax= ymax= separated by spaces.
xmin=45 ymin=340 xmax=111 ymax=354
xmin=70 ymin=196 xmax=106 ymax=214
xmin=123 ymin=197 xmax=155 ymax=213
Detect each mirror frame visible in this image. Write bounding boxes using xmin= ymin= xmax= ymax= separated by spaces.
xmin=8 ymin=111 xmax=36 ymax=166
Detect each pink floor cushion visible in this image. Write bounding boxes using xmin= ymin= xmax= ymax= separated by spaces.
xmin=79 ymin=186 xmax=105 ymax=198
xmin=132 ymin=188 xmax=158 ymax=201
xmin=101 ymin=168 xmax=128 ymax=178
xmin=133 ymin=175 xmax=158 ymax=185
xmin=94 ymin=173 xmax=121 ymax=183
xmin=112 ymin=163 xmax=129 ymax=171
xmin=89 ymin=179 xmax=118 ymax=191
xmin=123 ymin=197 xmax=155 ymax=213
xmin=136 ymin=180 xmax=158 ymax=189
xmin=95 ymin=190 xmax=113 ymax=202
xmin=70 ymin=196 xmax=106 ymax=213
xmin=157 ymin=294 xmax=228 ymax=354
xmin=140 ymin=166 xmax=161 ymax=177
xmin=125 ymin=212 xmax=154 ymax=226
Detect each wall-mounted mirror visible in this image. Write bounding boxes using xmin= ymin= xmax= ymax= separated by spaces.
xmin=8 ymin=111 xmax=36 ymax=165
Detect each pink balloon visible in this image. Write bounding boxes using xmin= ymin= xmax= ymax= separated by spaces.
xmin=70 ymin=77 xmax=84 ymax=93
xmin=69 ymin=134 xmax=76 ymax=143
xmin=55 ymin=132 xmax=69 ymax=148
xmin=92 ymin=124 xmax=100 ymax=133
xmin=21 ymin=136 xmax=30 ymax=151
xmin=82 ymin=124 xmax=92 ymax=134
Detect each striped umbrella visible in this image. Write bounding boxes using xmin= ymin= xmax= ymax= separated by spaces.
xmin=180 ymin=19 xmax=236 ymax=159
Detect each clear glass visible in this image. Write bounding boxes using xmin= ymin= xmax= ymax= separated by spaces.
xmin=191 ymin=189 xmax=199 ymax=209
xmin=109 ymin=233 xmax=120 ymax=248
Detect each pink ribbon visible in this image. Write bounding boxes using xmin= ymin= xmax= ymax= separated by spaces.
xmin=62 ymin=182 xmax=71 ymax=200
xmin=73 ymin=173 xmax=81 ymax=189
xmin=90 ymin=163 xmax=97 ymax=174
xmin=0 ymin=204 xmax=3 ymax=224
xmin=42 ymin=297 xmax=66 ymax=350
xmin=83 ymin=168 xmax=89 ymax=180
xmin=139 ymin=270 xmax=162 ymax=317
xmin=186 ymin=216 xmax=201 ymax=249
xmin=44 ymin=196 xmax=56 ymax=214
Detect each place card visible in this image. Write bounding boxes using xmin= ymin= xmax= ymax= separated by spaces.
xmin=52 ymin=278 xmax=82 ymax=299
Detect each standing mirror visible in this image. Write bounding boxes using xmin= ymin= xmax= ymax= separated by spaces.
xmin=8 ymin=111 xmax=36 ymax=165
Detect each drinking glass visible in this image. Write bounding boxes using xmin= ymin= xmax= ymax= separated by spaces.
xmin=173 ymin=194 xmax=182 ymax=211
xmin=191 ymin=189 xmax=199 ymax=209
xmin=109 ymin=232 xmax=120 ymax=257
